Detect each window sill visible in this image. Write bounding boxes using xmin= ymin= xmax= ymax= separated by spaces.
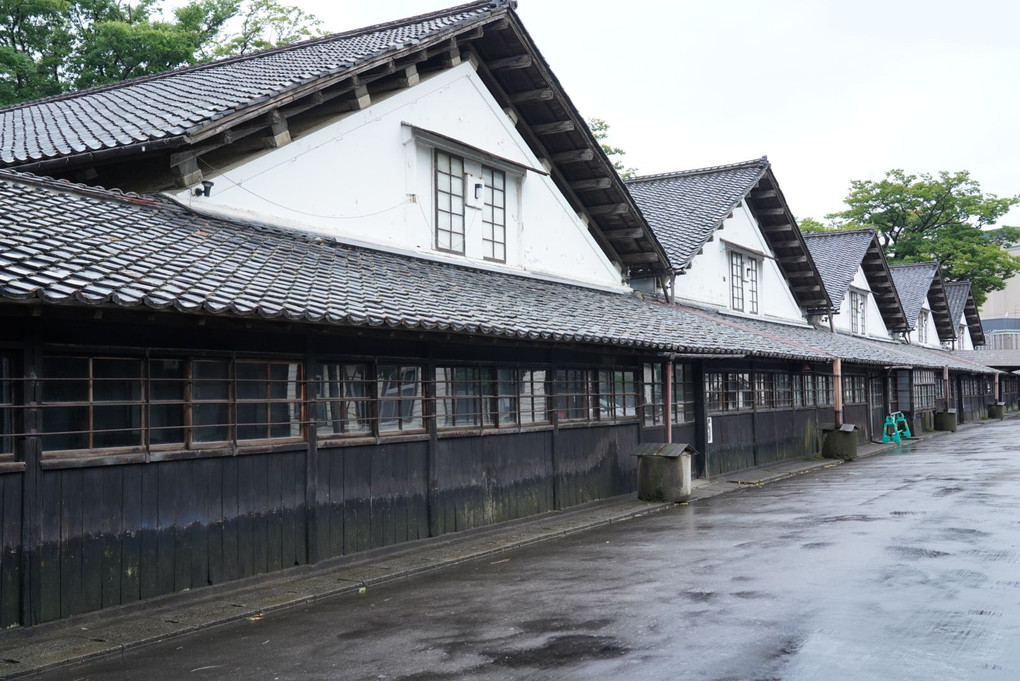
xmin=436 ymin=424 xmax=554 ymax=439
xmin=0 ymin=461 xmax=26 ymax=474
xmin=557 ymin=419 xmax=639 ymax=430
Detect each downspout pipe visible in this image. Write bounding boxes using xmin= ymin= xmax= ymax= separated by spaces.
xmin=943 ymin=366 xmax=951 ymax=410
xmin=833 ymin=358 xmax=844 ymax=428
xmin=664 ymin=356 xmax=674 ymax=444
xmin=995 ymin=372 xmax=1001 ymax=402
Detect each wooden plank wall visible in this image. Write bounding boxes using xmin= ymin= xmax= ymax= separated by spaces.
xmin=34 ymin=451 xmax=306 ymax=623
xmin=555 ymin=425 xmax=639 ymax=509
xmin=0 ymin=471 xmax=21 ymax=629
xmin=843 ymin=405 xmax=871 ymax=444
xmin=706 ymin=413 xmax=755 ymax=476
xmin=314 ymin=441 xmax=430 ymax=558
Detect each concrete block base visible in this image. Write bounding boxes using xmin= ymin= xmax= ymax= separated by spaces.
xmin=822 ymin=430 xmax=858 ymax=461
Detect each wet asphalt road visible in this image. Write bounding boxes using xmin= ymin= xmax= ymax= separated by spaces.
xmin=44 ymin=421 xmax=1020 ymax=681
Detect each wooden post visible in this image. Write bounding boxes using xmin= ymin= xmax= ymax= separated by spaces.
xmin=20 ymin=319 xmax=41 ymax=626
xmin=943 ymin=366 xmax=951 ymax=411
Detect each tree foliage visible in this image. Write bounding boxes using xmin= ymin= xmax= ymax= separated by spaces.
xmin=588 ymin=117 xmax=637 ymax=179
xmin=797 ymin=216 xmax=832 ymax=233
xmin=826 ymin=169 xmax=1020 ymax=306
xmin=0 ymin=0 xmax=322 ymax=105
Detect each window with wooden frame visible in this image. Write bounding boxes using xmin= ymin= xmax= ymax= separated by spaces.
xmin=519 ymin=369 xmax=549 ymax=425
xmin=642 ymin=363 xmax=664 ymax=426
xmin=314 ymin=362 xmax=372 ymax=438
xmin=435 ymin=150 xmax=466 ymax=254
xmin=775 ymin=373 xmax=793 ymax=408
xmin=704 ymin=372 xmax=725 ymax=413
xmin=555 ymin=369 xmax=591 ymax=422
xmin=849 ymin=289 xmax=867 ymax=335
xmin=726 ymin=372 xmax=753 ymax=411
xmin=377 ymin=365 xmax=424 ymax=433
xmin=1 ymin=355 xmax=15 ymax=456
xmin=437 ymin=366 xmax=482 ymax=428
xmin=596 ymin=369 xmax=638 ymax=423
xmin=816 ymin=374 xmax=834 ymax=407
xmin=842 ymin=375 xmax=867 ymax=405
xmin=913 ymin=369 xmax=937 ymax=410
xmin=729 ymin=251 xmax=760 ymax=314
xmin=39 ymin=355 xmax=303 ymax=456
xmin=754 ymin=372 xmax=774 ymax=409
xmin=793 ymin=372 xmax=804 ymax=407
xmin=481 ymin=166 xmax=506 ymax=262
xmin=802 ymin=374 xmax=816 ymax=406
xmin=672 ymin=363 xmax=695 ymax=423
xmin=917 ymin=310 xmax=930 ymax=344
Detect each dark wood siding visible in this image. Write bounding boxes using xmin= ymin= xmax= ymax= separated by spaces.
xmin=34 ymin=451 xmax=307 ymax=622
xmin=0 ymin=471 xmax=21 ymax=629
xmin=555 ymin=424 xmax=639 ymax=508
xmin=843 ymin=404 xmax=870 ymax=444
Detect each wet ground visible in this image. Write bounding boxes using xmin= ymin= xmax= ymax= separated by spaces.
xmin=40 ymin=421 xmax=1020 ymax=680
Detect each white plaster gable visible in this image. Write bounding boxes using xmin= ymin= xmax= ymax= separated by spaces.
xmin=166 ymin=62 xmax=626 ymax=291
xmin=673 ymin=200 xmax=805 ymax=322
xmin=830 ymin=266 xmax=895 ymax=340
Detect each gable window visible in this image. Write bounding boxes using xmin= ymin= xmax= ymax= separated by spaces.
xmin=729 ymin=251 xmax=760 ymax=314
xmin=481 ymin=166 xmax=506 ymax=262
xmin=849 ymin=289 xmax=867 ymax=335
xmin=917 ymin=310 xmax=930 ymax=344
xmin=435 ymin=150 xmax=466 ymax=254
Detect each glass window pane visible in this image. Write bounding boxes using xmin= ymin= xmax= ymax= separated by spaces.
xmin=193 ymin=403 xmax=230 ymax=443
xmin=93 ymin=358 xmax=142 ymax=402
xmin=194 ymin=360 xmax=230 ymax=400
xmin=41 ymin=405 xmax=89 ymax=451
xmin=42 ymin=356 xmax=88 ymax=403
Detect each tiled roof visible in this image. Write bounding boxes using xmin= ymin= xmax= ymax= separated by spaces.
xmin=955 ymin=349 xmax=1020 ymax=371
xmin=802 ymin=230 xmax=874 ymax=310
xmin=0 ymin=1 xmax=505 ymax=166
xmin=626 ymin=159 xmax=769 ymax=269
xmin=890 ymin=262 xmax=939 ymax=330
xmin=945 ymin=281 xmax=970 ymax=326
xmin=0 ymin=169 xmax=822 ymax=361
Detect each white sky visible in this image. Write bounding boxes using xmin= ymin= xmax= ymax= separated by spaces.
xmin=216 ymin=0 xmax=1020 ymax=225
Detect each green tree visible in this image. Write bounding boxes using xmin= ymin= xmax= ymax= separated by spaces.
xmin=588 ymin=117 xmax=637 ymax=179
xmin=211 ymin=0 xmax=322 ymax=58
xmin=798 ymin=216 xmax=833 ymax=233
xmin=0 ymin=0 xmax=322 ymax=105
xmin=827 ymin=169 xmax=1020 ymax=306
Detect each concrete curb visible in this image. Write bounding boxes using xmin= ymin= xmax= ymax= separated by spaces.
xmin=1 ymin=415 xmax=1015 ymax=679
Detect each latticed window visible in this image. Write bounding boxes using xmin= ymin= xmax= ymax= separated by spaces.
xmin=705 ymin=372 xmax=725 ymax=413
xmin=481 ymin=166 xmax=506 ymax=262
xmin=315 ymin=362 xmax=372 ymax=437
xmin=378 ymin=365 xmax=424 ymax=432
xmin=643 ymin=363 xmax=664 ymax=426
xmin=596 ymin=369 xmax=638 ymax=422
xmin=917 ymin=310 xmax=930 ymax=344
xmin=435 ymin=150 xmax=465 ymax=253
xmin=726 ymin=372 xmax=753 ymax=411
xmin=555 ymin=369 xmax=591 ymax=422
xmin=519 ymin=369 xmax=549 ymax=425
xmin=842 ymin=375 xmax=867 ymax=405
xmin=816 ymin=375 xmax=834 ymax=406
xmin=672 ymin=364 xmax=695 ymax=423
xmin=850 ymin=290 xmax=866 ymax=335
xmin=730 ymin=251 xmax=745 ymax=311
xmin=775 ymin=373 xmax=793 ymax=408
xmin=913 ymin=369 xmax=937 ymax=410
xmin=802 ymin=374 xmax=816 ymax=406
xmin=754 ymin=372 xmax=774 ymax=409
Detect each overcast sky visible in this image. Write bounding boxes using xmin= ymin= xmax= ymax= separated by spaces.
xmin=248 ymin=0 xmax=1020 ymax=226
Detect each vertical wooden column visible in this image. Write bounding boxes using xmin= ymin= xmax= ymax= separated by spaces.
xmin=303 ymin=344 xmax=321 ymax=564
xmin=425 ymin=357 xmax=440 ymax=538
xmin=20 ymin=319 xmax=41 ymax=626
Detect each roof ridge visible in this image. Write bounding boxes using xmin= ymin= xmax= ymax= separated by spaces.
xmin=0 ymin=167 xmax=163 ymax=207
xmin=801 ymin=227 xmax=876 ymax=239
xmin=0 ymin=0 xmax=503 ymax=113
xmin=625 ymin=157 xmax=769 ymax=184
xmin=889 ymin=261 xmax=939 ymax=269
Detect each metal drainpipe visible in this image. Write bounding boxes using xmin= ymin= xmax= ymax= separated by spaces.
xmin=664 ymin=358 xmax=673 ymax=444
xmin=943 ymin=366 xmax=951 ymax=410
xmin=995 ymin=372 xmax=1001 ymax=402
xmin=833 ymin=358 xmax=844 ymax=428
xmin=828 ymin=307 xmax=835 ymax=333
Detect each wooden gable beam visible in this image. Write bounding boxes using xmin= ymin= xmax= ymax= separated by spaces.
xmin=532 ymin=121 xmax=575 ymax=135
xmin=588 ymin=203 xmax=630 ymax=217
xmin=570 ymin=177 xmax=612 ymax=191
xmin=510 ymin=88 xmax=554 ymax=104
xmin=488 ymin=54 xmax=533 ymax=71
xmin=603 ymin=228 xmax=645 ymax=240
xmin=549 ymin=149 xmax=594 ymax=163
xmin=621 ymin=252 xmax=662 ymax=264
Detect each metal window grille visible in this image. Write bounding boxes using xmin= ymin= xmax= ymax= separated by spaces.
xmin=725 ymin=372 xmax=753 ymax=411
xmin=705 ymin=372 xmax=725 ymax=413
xmin=754 ymin=372 xmax=774 ymax=409
xmin=435 ymin=150 xmax=465 ymax=253
xmin=595 ymin=369 xmax=638 ymax=422
xmin=481 ymin=165 xmax=506 ymax=262
xmin=729 ymin=251 xmax=744 ymax=311
xmin=816 ymin=375 xmax=834 ymax=406
xmin=774 ymin=373 xmax=793 ymax=408
xmin=842 ymin=375 xmax=867 ymax=405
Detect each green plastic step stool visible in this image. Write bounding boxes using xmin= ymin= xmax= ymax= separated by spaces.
xmin=882 ymin=414 xmax=901 ymax=444
xmin=894 ymin=411 xmax=913 ymax=439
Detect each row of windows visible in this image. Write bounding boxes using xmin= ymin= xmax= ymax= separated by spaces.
xmin=704 ymin=372 xmax=835 ymax=413
xmin=961 ymin=377 xmax=993 ymax=397
xmin=843 ymin=375 xmax=867 ymax=405
xmin=641 ymin=364 xmax=696 ymax=427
